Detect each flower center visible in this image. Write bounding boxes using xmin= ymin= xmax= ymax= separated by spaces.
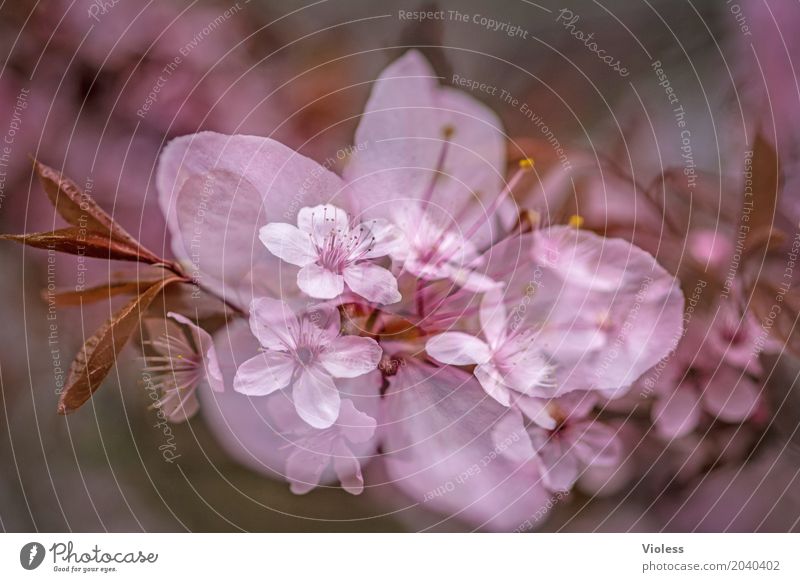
xmin=296 ymin=346 xmax=315 ymax=365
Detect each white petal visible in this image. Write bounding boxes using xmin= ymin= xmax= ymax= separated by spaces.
xmin=426 ymin=332 xmax=491 ymax=365
xmin=320 ymin=336 xmax=382 ymax=378
xmin=248 ymin=297 xmax=298 ymax=350
xmin=292 ymin=365 xmax=341 ymax=428
xmin=259 ymin=222 xmax=316 ymax=267
xmin=233 ymin=352 xmax=295 ymax=396
xmin=343 ymin=262 xmax=401 ymax=304
xmin=479 ymin=287 xmax=508 ymax=347
xmin=297 ymin=204 xmax=349 ymax=243
xmin=474 ymin=363 xmax=512 ymax=406
xmin=297 ymin=263 xmax=345 ymax=299
xmin=361 ymin=219 xmax=404 ymax=259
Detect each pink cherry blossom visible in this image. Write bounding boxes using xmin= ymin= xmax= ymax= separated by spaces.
xmin=260 ymin=204 xmax=401 ymax=303
xmin=493 ymin=393 xmax=622 ymax=492
xmin=233 ymin=298 xmax=382 ymax=428
xmin=143 ymin=312 xmax=224 ymax=423
xmin=155 ymin=50 xmax=687 ymax=530
xmin=426 ymin=288 xmax=555 ymax=406
xmin=267 ymin=395 xmax=377 ymax=495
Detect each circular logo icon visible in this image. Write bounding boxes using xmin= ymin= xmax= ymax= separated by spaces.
xmin=20 ymin=542 xmax=46 ymax=570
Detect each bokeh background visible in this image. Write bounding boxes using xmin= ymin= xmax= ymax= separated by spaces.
xmin=1 ymin=0 xmax=798 ymax=531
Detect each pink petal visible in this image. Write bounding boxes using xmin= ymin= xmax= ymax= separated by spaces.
xmin=297 ymin=263 xmax=345 ymax=299
xmin=474 ymin=363 xmax=512 ymax=406
xmin=343 ymin=262 xmax=401 ymax=305
xmin=491 ymin=410 xmax=536 ymax=465
xmin=380 ymin=361 xmax=551 ymax=531
xmin=652 ymin=387 xmax=702 ymax=439
xmin=332 ymin=440 xmax=365 ymax=495
xmin=167 ymin=312 xmax=224 ymax=392
xmin=157 ymin=133 xmax=344 ymax=307
xmin=702 ymin=366 xmax=761 ymax=423
xmin=344 ymin=51 xmax=508 ymax=249
xmin=426 ymin=332 xmax=491 ymax=365
xmin=319 ymin=335 xmax=382 ymax=378
xmin=259 ymin=222 xmax=316 ymax=267
xmin=360 ymin=219 xmax=403 ymax=259
xmin=292 ymin=365 xmax=341 ymax=428
xmin=286 ymin=446 xmax=331 ymax=494
xmin=479 ymin=287 xmax=508 ymax=347
xmin=233 ymin=352 xmax=295 ymax=396
xmin=532 ymin=434 xmax=580 ymax=492
xmin=248 ymin=297 xmax=297 ymax=350
xmin=515 ymin=396 xmax=558 ymax=430
xmin=569 ymin=420 xmax=622 ymax=467
xmin=336 ymin=399 xmax=377 ymax=444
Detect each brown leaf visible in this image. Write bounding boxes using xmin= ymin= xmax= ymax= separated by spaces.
xmin=45 ymin=279 xmax=164 ymax=307
xmin=34 ymin=160 xmax=163 ymax=264
xmin=2 ymin=227 xmax=160 ymax=262
xmin=57 ymin=275 xmax=185 ymax=415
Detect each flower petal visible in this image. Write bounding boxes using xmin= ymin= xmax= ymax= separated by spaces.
xmin=157 ymin=133 xmax=345 ymax=308
xmin=479 ymin=287 xmax=507 ymax=347
xmin=167 ymin=312 xmax=224 ymax=392
xmin=474 ymin=363 xmax=512 ymax=406
xmin=332 ymin=440 xmax=365 ymax=495
xmin=702 ymin=366 xmax=761 ymax=423
xmin=320 ymin=335 xmax=382 ymax=378
xmin=292 ymin=365 xmax=341 ymax=428
xmin=343 ymin=262 xmax=401 ymax=304
xmin=570 ymin=420 xmax=621 ymax=467
xmin=426 ymin=332 xmax=491 ymax=365
xmin=259 ymin=222 xmax=316 ymax=267
xmin=652 ymin=387 xmax=702 ymax=439
xmin=286 ymin=447 xmax=330 ymax=494
xmin=381 ymin=361 xmax=552 ymax=531
xmin=360 ymin=219 xmax=404 ymax=259
xmin=297 ymin=204 xmax=349 ymax=243
xmin=297 ymin=263 xmax=345 ymax=299
xmin=336 ymin=399 xmax=377 ymax=444
xmin=233 ymin=352 xmax=295 ymax=396
xmin=249 ymin=297 xmax=297 ymax=350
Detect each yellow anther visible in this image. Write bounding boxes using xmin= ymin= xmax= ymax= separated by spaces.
xmin=568 ymin=214 xmax=584 ymax=229
xmin=518 ymin=157 xmax=534 ymax=170
xmin=442 ymin=124 xmax=455 ymax=139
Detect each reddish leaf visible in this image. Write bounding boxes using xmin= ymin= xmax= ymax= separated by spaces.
xmin=2 ymin=227 xmax=161 ymax=262
xmin=57 ymin=275 xmax=185 ymax=414
xmin=45 ymin=279 xmax=164 ymax=307
xmin=34 ymin=161 xmax=163 ymax=264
